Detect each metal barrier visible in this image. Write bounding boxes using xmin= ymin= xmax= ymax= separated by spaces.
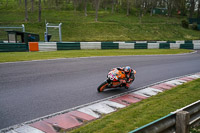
xmin=129 ymin=100 xmax=200 ymax=133
xmin=45 ymin=23 xmax=62 ymax=42
xmin=0 ymin=24 xmax=25 ymax=32
xmin=0 ymin=24 xmax=25 ymax=41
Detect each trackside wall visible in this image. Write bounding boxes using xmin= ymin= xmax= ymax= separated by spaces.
xmin=0 ymin=40 xmax=200 ymax=52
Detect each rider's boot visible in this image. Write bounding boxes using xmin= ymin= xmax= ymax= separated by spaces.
xmin=125 ymin=83 xmax=130 ymax=89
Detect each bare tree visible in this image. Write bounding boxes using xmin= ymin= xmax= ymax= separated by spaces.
xmin=112 ymin=0 xmax=115 ymax=13
xmin=189 ymin=0 xmax=195 ymax=18
xmin=66 ymin=0 xmax=71 ymax=4
xmin=149 ymin=0 xmax=158 ymax=16
xmin=84 ymin=0 xmax=88 ymax=16
xmin=19 ymin=0 xmax=22 ymax=6
xmin=127 ymin=0 xmax=130 ymax=16
xmin=56 ymin=0 xmax=59 ymax=8
xmin=164 ymin=0 xmax=175 ymax=17
xmin=137 ymin=0 xmax=145 ymax=23
xmin=95 ymin=0 xmax=100 ymax=22
xmin=198 ymin=0 xmax=200 ymax=18
xmin=176 ymin=0 xmax=187 ymax=16
xmin=31 ymin=0 xmax=34 ymax=13
xmin=25 ymin=0 xmax=28 ymax=22
xmin=6 ymin=0 xmax=8 ymax=7
xmin=38 ymin=0 xmax=41 ymax=22
xmin=74 ymin=0 xmax=77 ymax=12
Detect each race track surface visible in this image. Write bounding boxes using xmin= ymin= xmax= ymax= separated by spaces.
xmin=0 ymin=51 xmax=200 ymax=129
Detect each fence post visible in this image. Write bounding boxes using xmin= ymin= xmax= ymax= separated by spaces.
xmin=22 ymin=24 xmax=25 ymax=32
xmin=59 ymin=23 xmax=62 ymax=42
xmin=45 ymin=23 xmax=49 ymax=42
xmin=176 ymin=111 xmax=190 ymax=133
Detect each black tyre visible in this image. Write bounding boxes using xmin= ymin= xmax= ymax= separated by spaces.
xmin=97 ymin=81 xmax=109 ymax=92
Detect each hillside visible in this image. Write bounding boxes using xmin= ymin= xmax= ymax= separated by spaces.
xmin=0 ymin=1 xmax=199 ymax=42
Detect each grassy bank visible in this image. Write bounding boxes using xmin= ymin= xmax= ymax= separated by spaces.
xmin=69 ymin=78 xmax=200 ymax=133
xmin=0 ymin=9 xmax=200 ymax=41
xmin=0 ymin=49 xmax=192 ymax=63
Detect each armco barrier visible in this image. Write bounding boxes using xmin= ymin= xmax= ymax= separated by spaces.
xmin=80 ymin=42 xmax=101 ymax=49
xmin=170 ymin=43 xmax=180 ymax=49
xmin=38 ymin=42 xmax=57 ymax=51
xmin=57 ymin=42 xmax=80 ymax=50
xmin=194 ymin=43 xmax=200 ymax=49
xmin=0 ymin=43 xmax=28 ymax=52
xmin=130 ymin=114 xmax=176 ymax=133
xmin=134 ymin=43 xmax=147 ymax=49
xmin=119 ymin=42 xmax=135 ymax=49
xmin=147 ymin=43 xmax=159 ymax=49
xmin=167 ymin=41 xmax=176 ymax=43
xmin=159 ymin=43 xmax=170 ymax=49
xmin=1 ymin=40 xmax=200 ymax=52
xmin=44 ymin=41 xmax=200 ymax=51
xmin=129 ymin=100 xmax=200 ymax=133
xmin=180 ymin=43 xmax=194 ymax=49
xmin=101 ymin=42 xmax=119 ymax=49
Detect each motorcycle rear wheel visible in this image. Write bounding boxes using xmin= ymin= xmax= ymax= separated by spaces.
xmin=97 ymin=81 xmax=109 ymax=92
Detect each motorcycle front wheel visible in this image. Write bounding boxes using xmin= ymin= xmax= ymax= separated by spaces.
xmin=97 ymin=81 xmax=109 ymax=92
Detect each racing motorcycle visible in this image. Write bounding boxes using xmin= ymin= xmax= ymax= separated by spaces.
xmin=97 ymin=68 xmax=136 ymax=92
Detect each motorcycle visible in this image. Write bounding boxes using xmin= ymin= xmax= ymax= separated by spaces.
xmin=97 ymin=68 xmax=136 ymax=92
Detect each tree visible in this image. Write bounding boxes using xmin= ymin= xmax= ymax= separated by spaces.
xmin=165 ymin=0 xmax=175 ymax=17
xmin=112 ymin=0 xmax=115 ymax=13
xmin=135 ymin=0 xmax=145 ymax=23
xmin=84 ymin=0 xmax=88 ymax=16
xmin=19 ymin=0 xmax=22 ymax=6
xmin=6 ymin=0 xmax=8 ymax=7
xmin=176 ymin=0 xmax=187 ymax=16
xmin=25 ymin=0 xmax=28 ymax=22
xmin=149 ymin=0 xmax=158 ymax=16
xmin=95 ymin=0 xmax=100 ymax=22
xmin=189 ymin=0 xmax=195 ymax=18
xmin=56 ymin=0 xmax=59 ymax=8
xmin=38 ymin=0 xmax=41 ymax=22
xmin=127 ymin=0 xmax=130 ymax=16
xmin=31 ymin=0 xmax=34 ymax=13
xmin=66 ymin=0 xmax=71 ymax=4
xmin=73 ymin=0 xmax=77 ymax=12
xmin=198 ymin=0 xmax=200 ymax=18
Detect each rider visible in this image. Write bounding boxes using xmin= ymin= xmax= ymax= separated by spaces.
xmin=115 ymin=66 xmax=135 ymax=89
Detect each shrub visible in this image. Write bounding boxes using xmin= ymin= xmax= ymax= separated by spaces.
xmin=181 ymin=20 xmax=189 ymax=28
xmin=189 ymin=23 xmax=198 ymax=30
xmin=191 ymin=23 xmax=198 ymax=30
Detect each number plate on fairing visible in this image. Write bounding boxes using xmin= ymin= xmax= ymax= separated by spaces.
xmin=108 ymin=69 xmax=119 ymax=80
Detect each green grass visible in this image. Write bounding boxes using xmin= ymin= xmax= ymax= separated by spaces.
xmin=0 ymin=8 xmax=200 ymax=41
xmin=0 ymin=49 xmax=192 ymax=63
xmin=69 ymin=78 xmax=200 ymax=133
xmin=191 ymin=126 xmax=200 ymax=133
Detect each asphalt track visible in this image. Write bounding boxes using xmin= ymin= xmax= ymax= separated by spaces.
xmin=0 ymin=51 xmax=200 ymax=129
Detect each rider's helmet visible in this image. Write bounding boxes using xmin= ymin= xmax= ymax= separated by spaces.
xmin=124 ymin=66 xmax=131 ymax=74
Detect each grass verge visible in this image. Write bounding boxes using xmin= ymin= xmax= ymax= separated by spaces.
xmin=69 ymin=78 xmax=200 ymax=133
xmin=190 ymin=126 xmax=200 ymax=133
xmin=0 ymin=49 xmax=192 ymax=63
